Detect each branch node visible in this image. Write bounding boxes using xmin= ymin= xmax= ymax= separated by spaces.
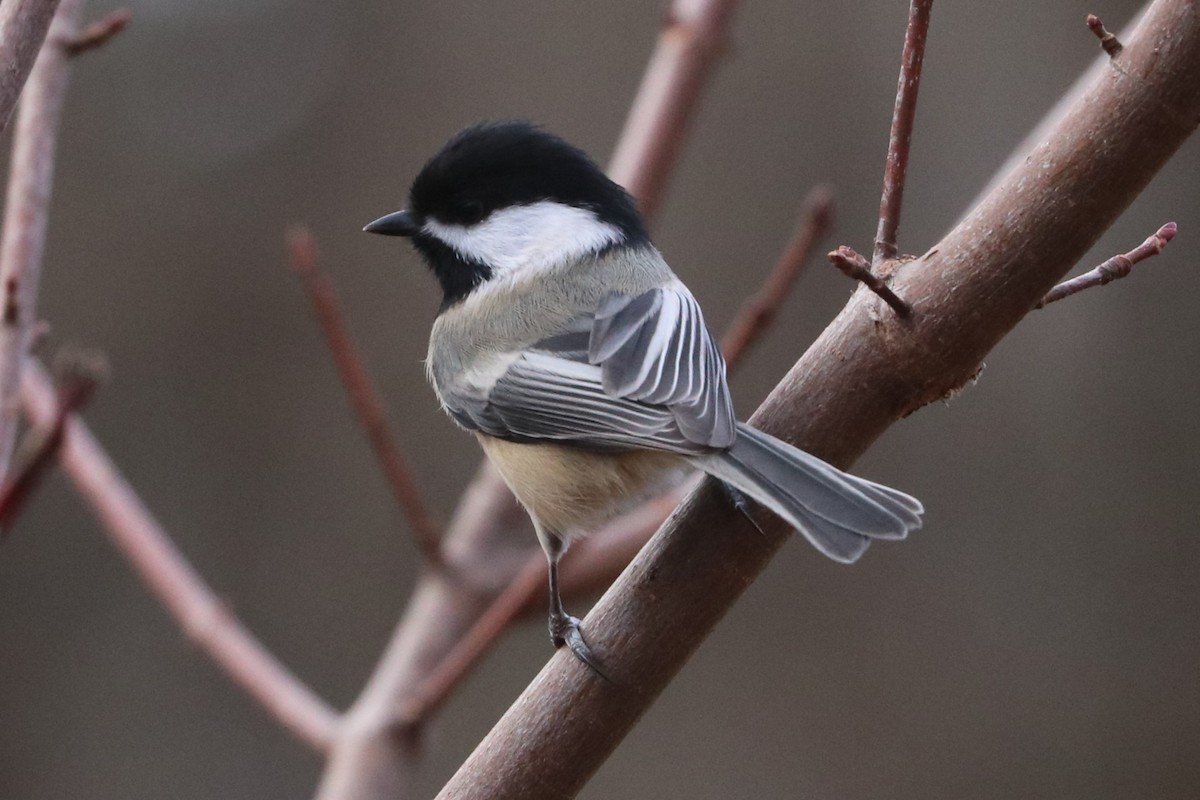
xmin=1086 ymin=14 xmax=1123 ymax=57
xmin=51 ymin=345 xmax=109 ymax=405
xmin=1 ymin=346 xmax=106 ymax=538
xmin=61 ymin=9 xmax=131 ymax=58
xmin=829 ymin=246 xmax=913 ymax=319
xmin=1037 ymin=221 xmax=1176 ymax=309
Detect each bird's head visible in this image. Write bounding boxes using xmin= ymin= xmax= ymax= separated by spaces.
xmin=365 ymin=121 xmax=647 ymax=307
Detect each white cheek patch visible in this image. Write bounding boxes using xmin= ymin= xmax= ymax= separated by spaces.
xmin=423 ymin=201 xmax=624 ymax=277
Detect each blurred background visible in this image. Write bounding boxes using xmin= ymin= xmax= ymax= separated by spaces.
xmin=1 ymin=0 xmax=1197 ymax=797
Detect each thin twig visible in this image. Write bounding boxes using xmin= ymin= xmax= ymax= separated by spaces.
xmin=829 ymin=245 xmax=913 ymax=318
xmin=0 ymin=349 xmax=103 ymax=537
xmin=874 ymin=0 xmax=934 ymax=266
xmin=1088 ymin=14 xmax=1124 ymax=57
xmin=19 ymin=360 xmax=341 ymax=753
xmin=0 ymin=0 xmax=62 ymax=132
xmin=721 ymin=185 xmax=834 ymax=370
xmin=61 ymin=8 xmax=129 ymax=57
xmin=0 ymin=0 xmax=82 ymax=480
xmin=608 ymin=0 xmax=743 ymax=216
xmin=285 ymin=226 xmax=445 ymax=570
xmin=1037 ymin=222 xmax=1175 ymax=308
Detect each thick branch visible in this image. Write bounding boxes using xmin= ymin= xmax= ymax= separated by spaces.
xmin=19 ymin=361 xmax=340 ymax=752
xmin=0 ymin=0 xmax=61 ymax=132
xmin=0 ymin=0 xmax=80 ymax=479
xmin=970 ymin=6 xmax=1150 ymax=208
xmin=435 ymin=3 xmax=1200 ymax=797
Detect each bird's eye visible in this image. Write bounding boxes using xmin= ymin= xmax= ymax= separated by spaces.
xmin=456 ymin=199 xmax=485 ymax=224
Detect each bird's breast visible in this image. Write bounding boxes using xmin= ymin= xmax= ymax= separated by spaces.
xmin=477 ymin=434 xmax=687 ymax=538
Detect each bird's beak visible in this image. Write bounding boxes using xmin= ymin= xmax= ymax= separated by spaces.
xmin=363 ymin=210 xmax=420 ymax=237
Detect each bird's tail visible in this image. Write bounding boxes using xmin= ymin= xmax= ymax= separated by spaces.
xmin=695 ymin=423 xmax=923 ymax=563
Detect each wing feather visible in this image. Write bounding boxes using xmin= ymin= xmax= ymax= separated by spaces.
xmin=447 ymin=285 xmax=736 ymax=453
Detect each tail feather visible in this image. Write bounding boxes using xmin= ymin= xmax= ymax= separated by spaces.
xmin=697 ymin=423 xmax=923 ymax=564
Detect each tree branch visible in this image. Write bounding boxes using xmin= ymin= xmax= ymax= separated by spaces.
xmin=0 ymin=0 xmax=80 ymax=480
xmin=286 ymin=226 xmax=445 ymax=570
xmin=61 ymin=8 xmax=129 ymax=57
xmin=0 ymin=0 xmax=337 ymax=764
xmin=434 ymin=2 xmax=1200 ymax=796
xmin=0 ymin=348 xmax=102 ymax=537
xmin=969 ymin=5 xmax=1151 ymax=210
xmin=828 ymin=244 xmax=913 ymax=318
xmin=0 ymin=0 xmax=62 ymax=132
xmin=19 ymin=360 xmax=340 ymax=752
xmin=607 ymin=0 xmax=743 ymax=219
xmin=874 ymin=0 xmax=934 ymax=265
xmin=1037 ymin=221 xmax=1176 ymax=308
xmin=1088 ymin=14 xmax=1124 ymax=57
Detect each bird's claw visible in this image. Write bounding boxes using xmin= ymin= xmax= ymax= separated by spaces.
xmin=549 ymin=613 xmax=610 ymax=681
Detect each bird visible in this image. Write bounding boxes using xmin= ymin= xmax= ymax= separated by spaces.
xmin=365 ymin=121 xmax=923 ymax=670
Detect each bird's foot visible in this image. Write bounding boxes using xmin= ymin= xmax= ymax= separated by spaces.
xmin=549 ymin=612 xmax=609 ymax=680
xmin=719 ymin=480 xmax=765 ymax=535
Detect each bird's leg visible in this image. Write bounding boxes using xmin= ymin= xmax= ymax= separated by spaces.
xmin=718 ymin=479 xmax=765 ymax=535
xmin=538 ymin=526 xmax=606 ymax=676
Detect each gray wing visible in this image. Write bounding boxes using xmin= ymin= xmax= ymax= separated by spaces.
xmin=450 ymin=285 xmax=736 ymax=454
xmin=589 ymin=286 xmax=735 ymax=447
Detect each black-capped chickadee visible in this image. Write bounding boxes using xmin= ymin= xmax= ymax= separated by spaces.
xmin=366 ymin=121 xmax=922 ymax=668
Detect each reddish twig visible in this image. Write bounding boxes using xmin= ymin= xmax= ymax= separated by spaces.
xmin=0 ymin=349 xmax=103 ymax=537
xmin=721 ymin=185 xmax=834 ymax=370
xmin=0 ymin=0 xmax=82 ymax=480
xmin=0 ymin=0 xmax=62 ymax=133
xmin=1088 ymin=14 xmax=1124 ymax=57
xmin=1038 ymin=222 xmax=1176 ymax=308
xmin=829 ymin=245 xmax=913 ymax=318
xmin=607 ymin=0 xmax=743 ymax=216
xmin=874 ymin=0 xmax=934 ymax=266
xmin=61 ymin=8 xmax=129 ymax=57
xmin=19 ymin=360 xmax=341 ymax=752
xmin=285 ymin=226 xmax=445 ymax=570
